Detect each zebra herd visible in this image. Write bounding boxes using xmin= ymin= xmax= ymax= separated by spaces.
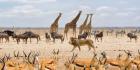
xmin=92 ymin=29 xmax=140 ymax=42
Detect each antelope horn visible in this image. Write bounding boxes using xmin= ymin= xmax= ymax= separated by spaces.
xmin=5 ymin=53 xmax=11 ymax=60
xmin=35 ymin=51 xmax=39 ymax=56
xmin=57 ymin=49 xmax=59 ymax=54
xmin=71 ymin=53 xmax=78 ymax=63
xmin=124 ymin=50 xmax=128 ymax=54
xmin=27 ymin=52 xmax=32 ymax=64
xmin=72 ymin=53 xmax=78 ymax=59
xmin=99 ymin=57 xmax=102 ymax=64
xmin=118 ymin=54 xmax=122 ymax=57
xmin=32 ymin=55 xmax=36 ymax=64
xmin=138 ymin=50 xmax=140 ymax=54
xmin=17 ymin=51 xmax=19 ymax=57
xmin=0 ymin=58 xmax=3 ymax=63
xmin=14 ymin=51 xmax=17 ymax=57
xmin=103 ymin=58 xmax=107 ymax=64
xmin=1 ymin=55 xmax=6 ymax=63
xmin=93 ymin=51 xmax=96 ymax=55
xmin=23 ymin=51 xmax=27 ymax=58
xmin=67 ymin=58 xmax=71 ymax=63
xmin=53 ymin=49 xmax=55 ymax=54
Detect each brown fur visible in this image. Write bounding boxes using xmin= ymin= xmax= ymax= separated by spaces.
xmin=79 ymin=14 xmax=89 ymax=34
xmin=64 ymin=11 xmax=82 ymax=39
xmin=69 ymin=37 xmax=95 ymax=51
xmin=84 ymin=14 xmax=93 ymax=37
xmin=50 ymin=13 xmax=62 ymax=33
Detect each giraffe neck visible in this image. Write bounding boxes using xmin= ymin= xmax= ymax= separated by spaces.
xmin=83 ymin=15 xmax=89 ymax=26
xmin=70 ymin=11 xmax=82 ymax=24
xmin=87 ymin=14 xmax=93 ymax=26
xmin=53 ymin=13 xmax=62 ymax=25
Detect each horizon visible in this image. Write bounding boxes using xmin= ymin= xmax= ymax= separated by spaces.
xmin=1 ymin=26 xmax=140 ymax=28
xmin=0 ymin=0 xmax=140 ymax=27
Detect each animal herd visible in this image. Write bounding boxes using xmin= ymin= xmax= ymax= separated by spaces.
xmin=1 ymin=49 xmax=140 ymax=70
xmin=0 ymin=28 xmax=139 ymax=70
xmin=0 ymin=29 xmax=139 ymax=50
xmin=93 ymin=29 xmax=140 ymax=42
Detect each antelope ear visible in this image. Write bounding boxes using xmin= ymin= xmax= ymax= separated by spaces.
xmin=103 ymin=58 xmax=107 ymax=64
xmin=23 ymin=51 xmax=27 ymax=57
xmin=17 ymin=51 xmax=20 ymax=57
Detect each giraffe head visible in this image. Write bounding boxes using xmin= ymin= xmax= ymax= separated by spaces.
xmin=90 ymin=13 xmax=94 ymax=16
xmin=59 ymin=12 xmax=62 ymax=16
xmin=86 ymin=14 xmax=90 ymax=17
xmin=79 ymin=10 xmax=82 ymax=13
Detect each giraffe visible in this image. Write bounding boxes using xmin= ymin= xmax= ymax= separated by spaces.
xmin=79 ymin=14 xmax=89 ymax=34
xmin=64 ymin=11 xmax=82 ymax=39
xmin=84 ymin=14 xmax=93 ymax=37
xmin=50 ymin=13 xmax=62 ymax=33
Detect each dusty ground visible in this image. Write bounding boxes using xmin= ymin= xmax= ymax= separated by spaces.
xmin=0 ymin=28 xmax=140 ymax=70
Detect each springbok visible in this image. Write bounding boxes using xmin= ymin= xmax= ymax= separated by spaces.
xmin=132 ymin=50 xmax=140 ymax=70
xmin=107 ymin=50 xmax=133 ymax=70
xmin=64 ymin=52 xmax=107 ymax=70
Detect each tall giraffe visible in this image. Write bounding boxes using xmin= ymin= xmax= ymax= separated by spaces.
xmin=79 ymin=14 xmax=89 ymax=34
xmin=50 ymin=13 xmax=62 ymax=33
xmin=85 ymin=14 xmax=93 ymax=37
xmin=64 ymin=11 xmax=82 ymax=39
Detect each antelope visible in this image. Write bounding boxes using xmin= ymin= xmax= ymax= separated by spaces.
xmin=93 ymin=51 xmax=108 ymax=70
xmin=0 ymin=56 xmax=7 ymax=70
xmin=107 ymin=50 xmax=133 ymax=70
xmin=39 ymin=49 xmax=60 ymax=70
xmin=64 ymin=53 xmax=78 ymax=70
xmin=0 ymin=54 xmax=17 ymax=70
xmin=132 ymin=50 xmax=140 ymax=70
xmin=64 ymin=52 xmax=107 ymax=70
xmin=52 ymin=49 xmax=60 ymax=62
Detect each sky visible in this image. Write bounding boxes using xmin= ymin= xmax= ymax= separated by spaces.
xmin=0 ymin=0 xmax=140 ymax=27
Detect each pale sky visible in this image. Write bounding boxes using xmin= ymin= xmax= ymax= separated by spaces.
xmin=0 ymin=0 xmax=140 ymax=27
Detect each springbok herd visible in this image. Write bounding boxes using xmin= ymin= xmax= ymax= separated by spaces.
xmin=0 ymin=28 xmax=139 ymax=70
